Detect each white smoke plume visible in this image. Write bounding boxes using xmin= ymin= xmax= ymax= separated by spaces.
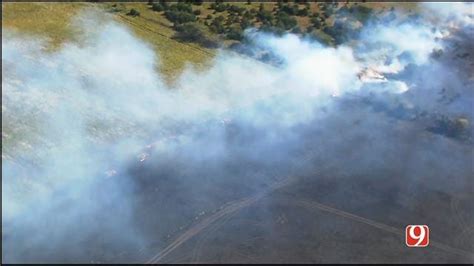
xmin=2 ymin=4 xmax=473 ymax=263
xmin=423 ymin=2 xmax=474 ymax=28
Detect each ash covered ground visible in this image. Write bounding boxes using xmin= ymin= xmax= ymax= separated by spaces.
xmin=2 ymin=3 xmax=474 ymax=263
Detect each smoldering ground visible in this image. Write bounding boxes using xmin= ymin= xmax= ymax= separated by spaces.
xmin=2 ymin=4 xmax=474 ymax=263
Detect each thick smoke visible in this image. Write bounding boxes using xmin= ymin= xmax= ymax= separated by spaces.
xmin=423 ymin=2 xmax=474 ymax=28
xmin=2 ymin=4 xmax=473 ymax=263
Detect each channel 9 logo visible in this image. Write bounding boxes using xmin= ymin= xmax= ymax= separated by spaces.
xmin=405 ymin=225 xmax=429 ymax=247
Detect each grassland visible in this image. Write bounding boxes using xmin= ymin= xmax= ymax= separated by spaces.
xmin=2 ymin=3 xmax=88 ymax=48
xmin=2 ymin=2 xmax=216 ymax=83
xmin=2 ymin=2 xmax=423 ymax=155
xmin=2 ymin=2 xmax=420 ymax=81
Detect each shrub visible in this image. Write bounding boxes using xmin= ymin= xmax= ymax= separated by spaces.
xmin=225 ymin=17 xmax=233 ymax=26
xmin=243 ymin=10 xmax=254 ymax=20
xmin=257 ymin=9 xmax=274 ymax=24
xmin=279 ymin=4 xmax=298 ymax=15
xmin=211 ymin=3 xmax=227 ymax=12
xmin=260 ymin=25 xmax=285 ymax=36
xmin=209 ymin=17 xmax=226 ymax=34
xmin=228 ymin=5 xmax=245 ymax=15
xmin=323 ymin=21 xmax=349 ymax=45
xmin=275 ymin=12 xmax=297 ymax=30
xmin=231 ymin=14 xmax=240 ymax=23
xmin=291 ymin=26 xmax=301 ymax=34
xmin=241 ymin=18 xmax=252 ymax=29
xmin=174 ymin=22 xmax=204 ymax=42
xmin=127 ymin=9 xmax=140 ymax=17
xmin=193 ymin=9 xmax=201 ymax=15
xmin=174 ymin=22 xmax=218 ymax=48
xmin=310 ymin=17 xmax=322 ymax=28
xmin=309 ymin=30 xmax=333 ymax=46
xmin=325 ymin=6 xmax=334 ymax=17
xmin=159 ymin=0 xmax=169 ymax=10
xmin=152 ymin=3 xmax=164 ymax=12
xmin=165 ymin=10 xmax=196 ymax=25
xmin=110 ymin=4 xmax=124 ymax=13
xmin=226 ymin=26 xmax=244 ymax=41
xmin=168 ymin=2 xmax=193 ymax=13
xmin=349 ymin=5 xmax=373 ymax=23
xmin=297 ymin=7 xmax=309 ymax=17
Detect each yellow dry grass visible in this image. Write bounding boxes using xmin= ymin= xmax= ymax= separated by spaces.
xmin=2 ymin=2 xmax=216 ymax=83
